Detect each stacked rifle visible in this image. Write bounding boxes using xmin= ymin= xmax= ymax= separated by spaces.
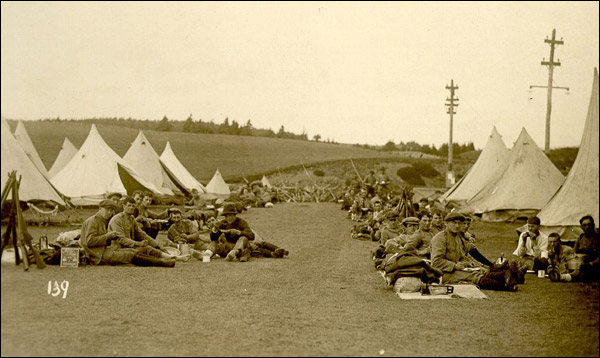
xmin=1 ymin=171 xmax=46 ymax=270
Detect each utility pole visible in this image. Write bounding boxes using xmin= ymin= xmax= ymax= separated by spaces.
xmin=445 ymin=79 xmax=459 ymax=188
xmin=529 ymin=29 xmax=569 ymax=153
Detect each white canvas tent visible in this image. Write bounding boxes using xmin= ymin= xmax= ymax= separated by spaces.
xmin=123 ymin=131 xmax=188 ymax=196
xmin=467 ymin=128 xmax=565 ymax=222
xmin=442 ymin=126 xmax=509 ymax=203
xmin=1 ymin=119 xmax=65 ymax=205
xmin=48 ymin=138 xmax=78 ymax=178
xmin=51 ymin=125 xmax=165 ymax=206
xmin=539 ymin=69 xmax=599 ymax=240
xmin=14 ymin=120 xmax=49 ymax=177
xmin=159 ymin=141 xmax=206 ymax=193
xmin=205 ymin=169 xmax=231 ymax=195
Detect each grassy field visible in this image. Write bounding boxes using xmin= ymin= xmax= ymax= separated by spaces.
xmin=1 ymin=203 xmax=598 ymax=357
xmin=6 ymin=121 xmax=403 ymax=182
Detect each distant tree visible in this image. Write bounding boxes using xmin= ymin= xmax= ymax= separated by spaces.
xmin=240 ymin=119 xmax=253 ymax=136
xmin=183 ymin=115 xmax=194 ymax=132
xmin=218 ymin=117 xmax=231 ymax=134
xmin=396 ymin=166 xmax=425 ymax=185
xmin=411 ymin=162 xmax=441 ymax=178
xmin=156 ymin=116 xmax=172 ymax=131
xmin=313 ymin=134 xmax=321 ymax=142
xmin=277 ymin=125 xmax=286 ymax=138
xmin=230 ymin=120 xmax=241 ymax=135
xmin=382 ymin=140 xmax=397 ymax=151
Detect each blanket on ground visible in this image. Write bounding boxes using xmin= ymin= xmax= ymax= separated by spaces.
xmin=396 ymin=284 xmax=488 ymax=300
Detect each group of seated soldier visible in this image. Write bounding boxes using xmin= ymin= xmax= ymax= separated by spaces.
xmin=512 ymin=215 xmax=599 ymax=282
xmin=367 ymin=209 xmax=599 ymax=292
xmin=227 ymin=183 xmax=280 ymax=209
xmin=369 ymin=211 xmax=523 ymax=292
xmin=79 ymin=190 xmax=289 ymax=267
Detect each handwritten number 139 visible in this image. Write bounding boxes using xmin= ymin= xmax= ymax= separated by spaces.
xmin=47 ymin=281 xmax=69 ymax=299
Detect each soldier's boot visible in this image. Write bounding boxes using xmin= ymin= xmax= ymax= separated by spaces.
xmin=131 ymin=254 xmax=176 ymax=267
xmin=478 ymin=277 xmax=516 ymax=292
xmin=225 ymin=249 xmax=239 ymax=262
xmin=239 ymin=248 xmax=251 ymax=262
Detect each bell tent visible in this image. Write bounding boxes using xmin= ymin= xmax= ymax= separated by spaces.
xmin=123 ymin=131 xmax=188 ymax=196
xmin=442 ymin=126 xmax=509 ymax=203
xmin=205 ymin=169 xmax=231 ymax=196
xmin=538 ymin=68 xmax=599 ymax=239
xmin=48 ymin=138 xmax=78 ymax=178
xmin=51 ymin=125 xmax=165 ymax=206
xmin=467 ymin=128 xmax=564 ymax=222
xmin=1 ymin=119 xmax=65 ymax=205
xmin=159 ymin=141 xmax=206 ymax=193
xmin=14 ymin=120 xmax=49 ymax=177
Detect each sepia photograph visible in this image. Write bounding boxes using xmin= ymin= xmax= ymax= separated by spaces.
xmin=1 ymin=2 xmax=598 ymax=356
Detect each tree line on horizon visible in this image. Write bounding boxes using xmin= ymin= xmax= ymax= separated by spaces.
xmin=355 ymin=139 xmax=476 ymax=157
xmin=39 ymin=116 xmax=481 ymax=156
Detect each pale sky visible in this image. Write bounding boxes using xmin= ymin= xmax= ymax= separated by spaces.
xmin=1 ymin=1 xmax=598 ymax=149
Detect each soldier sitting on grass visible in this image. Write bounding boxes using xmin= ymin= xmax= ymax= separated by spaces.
xmin=108 ymin=196 xmax=190 ymax=262
xmin=209 ymin=203 xmax=254 ymax=262
xmin=135 ymin=192 xmax=169 ymax=238
xmin=512 ymin=216 xmax=549 ymax=279
xmin=431 ymin=212 xmax=519 ymax=292
xmin=384 ymin=217 xmax=420 ymax=254
xmin=405 ymin=213 xmax=434 ymax=259
xmin=574 ymin=215 xmax=599 ymax=281
xmin=167 ymin=207 xmax=216 ymax=260
xmin=546 ymin=233 xmax=580 ymax=282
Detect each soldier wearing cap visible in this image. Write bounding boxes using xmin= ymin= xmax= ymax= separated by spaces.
xmin=431 ymin=212 xmax=519 ymax=291
xmin=105 ymin=192 xmax=124 ymax=213
xmin=80 ymin=200 xmax=121 ymax=265
xmin=406 ymin=212 xmax=434 ymax=258
xmin=384 ymin=216 xmax=420 ymax=254
xmin=210 ymin=203 xmax=254 ymax=262
xmin=378 ymin=213 xmax=403 ymax=246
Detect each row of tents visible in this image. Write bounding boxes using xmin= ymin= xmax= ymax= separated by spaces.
xmin=2 ymin=69 xmax=598 ymax=239
xmin=1 ymin=120 xmax=233 ymax=207
xmin=442 ymin=69 xmax=599 ymax=240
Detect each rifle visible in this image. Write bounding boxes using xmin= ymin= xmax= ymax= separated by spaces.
xmin=13 ymin=174 xmax=45 ymax=269
xmin=350 ymin=160 xmax=364 ymax=183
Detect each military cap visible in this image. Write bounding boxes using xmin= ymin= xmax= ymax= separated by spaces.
xmin=221 ymin=203 xmax=238 ymax=215
xmin=168 ymin=207 xmax=183 ymax=215
xmin=401 ymin=217 xmax=420 ymax=226
xmin=527 ymin=216 xmax=541 ymax=225
xmin=99 ymin=199 xmax=117 ymax=210
xmin=106 ymin=192 xmax=123 ymax=200
xmin=444 ymin=212 xmax=465 ymax=222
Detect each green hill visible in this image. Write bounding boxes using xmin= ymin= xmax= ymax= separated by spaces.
xmin=8 ymin=121 xmax=402 ymax=183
